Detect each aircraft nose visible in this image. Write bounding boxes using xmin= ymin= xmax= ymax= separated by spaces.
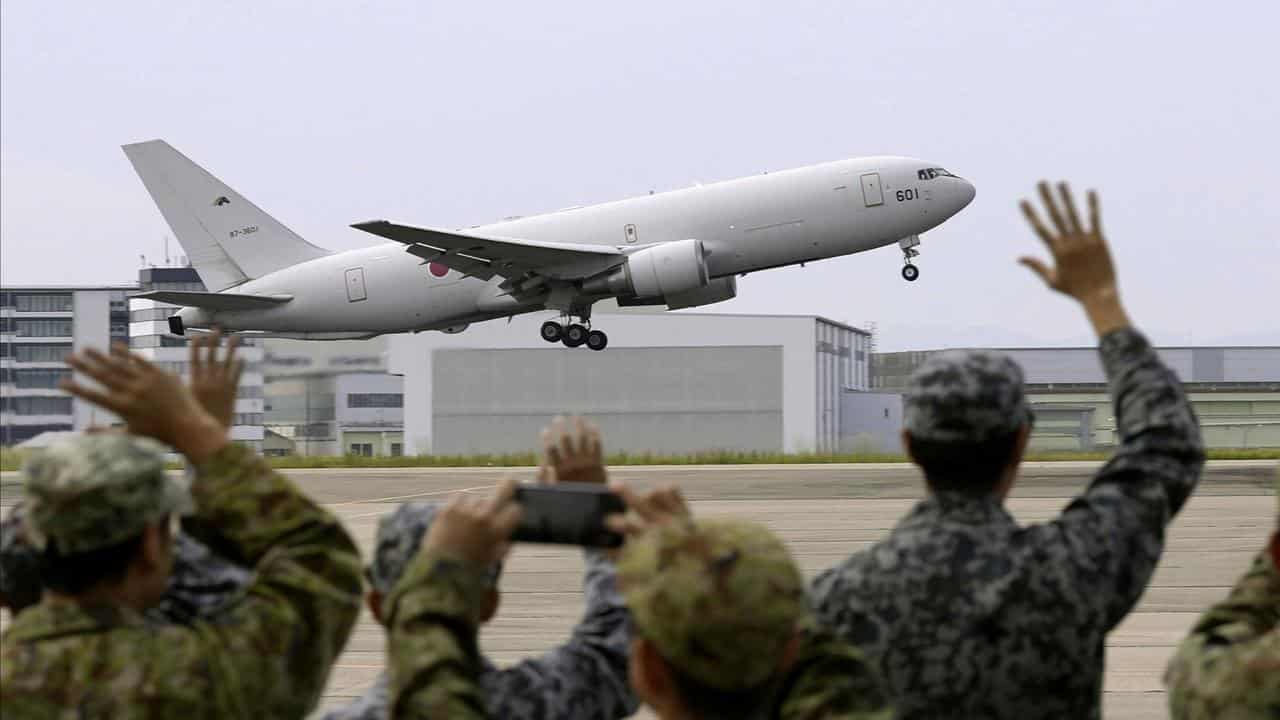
xmin=954 ymin=177 xmax=976 ymax=211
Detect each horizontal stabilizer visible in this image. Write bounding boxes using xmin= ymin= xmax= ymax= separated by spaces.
xmin=134 ymin=290 xmax=292 ymax=311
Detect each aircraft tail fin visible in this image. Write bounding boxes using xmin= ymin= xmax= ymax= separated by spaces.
xmin=122 ymin=140 xmax=329 ymax=291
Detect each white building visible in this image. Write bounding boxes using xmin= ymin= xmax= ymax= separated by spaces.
xmin=388 ymin=311 xmax=872 ymax=454
xmin=128 ymin=268 xmax=265 ymax=451
xmin=1 ymin=285 xmax=133 ymax=445
xmin=261 ymin=337 xmax=403 ymax=457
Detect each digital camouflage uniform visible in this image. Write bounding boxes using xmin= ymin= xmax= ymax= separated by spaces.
xmin=810 ymin=328 xmax=1205 ymax=720
xmin=0 ymin=434 xmax=363 ymax=718
xmin=318 ymin=501 xmax=639 ymax=720
xmin=1 ymin=499 xmax=251 ymax=624
xmin=1165 ymin=473 xmax=1280 ymax=719
xmin=619 ymin=516 xmax=892 ymax=720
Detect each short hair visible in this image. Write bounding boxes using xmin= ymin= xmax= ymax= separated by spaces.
xmin=38 ymin=518 xmax=167 ymax=596
xmin=908 ymin=429 xmax=1024 ymax=494
xmin=666 ymin=654 xmax=784 ymax=720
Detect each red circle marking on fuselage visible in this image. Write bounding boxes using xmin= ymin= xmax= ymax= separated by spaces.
xmin=428 ymin=262 xmax=449 ymax=278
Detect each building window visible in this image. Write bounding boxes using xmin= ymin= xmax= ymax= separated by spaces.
xmin=14 ymin=294 xmax=73 ymax=312
xmin=10 ymin=319 xmax=75 ymax=337
xmin=390 ymin=442 xmax=403 ymax=457
xmin=232 ymin=413 xmax=264 ymax=426
xmin=1 ymin=423 xmax=74 ymax=445
xmin=348 ymin=443 xmax=374 ymax=457
xmin=11 ymin=368 xmax=72 ymax=389
xmin=14 ymin=343 xmax=72 ymax=362
xmin=1 ymin=396 xmax=74 ymax=415
xmin=347 ymin=393 xmax=403 ymax=408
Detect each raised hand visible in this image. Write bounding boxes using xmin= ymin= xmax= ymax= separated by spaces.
xmin=604 ymin=483 xmax=692 ymax=539
xmin=62 ymin=343 xmax=226 ymax=463
xmin=422 ymin=479 xmax=523 ymax=568
xmin=538 ymin=416 xmax=606 ymax=486
xmin=189 ymin=330 xmax=244 ymax=429
xmin=1019 ymin=181 xmax=1131 ymax=335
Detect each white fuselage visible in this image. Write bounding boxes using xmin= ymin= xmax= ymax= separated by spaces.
xmin=181 ymin=156 xmax=974 ymax=336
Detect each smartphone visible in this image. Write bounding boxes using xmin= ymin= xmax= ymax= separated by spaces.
xmin=511 ymin=483 xmax=626 ymax=548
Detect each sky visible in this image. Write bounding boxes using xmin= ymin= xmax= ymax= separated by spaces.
xmin=2 ymin=1 xmax=1277 ymax=351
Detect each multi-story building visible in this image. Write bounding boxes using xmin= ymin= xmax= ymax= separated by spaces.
xmin=261 ymin=337 xmax=403 ymax=456
xmin=129 ymin=267 xmax=265 ymax=452
xmin=1 ymin=285 xmax=133 ymax=445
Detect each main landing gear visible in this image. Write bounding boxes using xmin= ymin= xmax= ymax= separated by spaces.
xmin=541 ymin=319 xmax=608 ymax=351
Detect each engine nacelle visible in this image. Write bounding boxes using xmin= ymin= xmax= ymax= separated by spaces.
xmin=665 ymin=276 xmax=737 ymax=309
xmin=441 ymin=324 xmax=469 ymax=334
xmin=582 ymin=238 xmax=709 ymax=299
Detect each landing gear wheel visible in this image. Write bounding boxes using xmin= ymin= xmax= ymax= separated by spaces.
xmin=901 ymin=264 xmax=920 ymax=282
xmin=562 ymin=323 xmax=588 ymax=348
xmin=585 ymin=330 xmax=608 ymax=351
xmin=540 ymin=320 xmax=564 ymax=343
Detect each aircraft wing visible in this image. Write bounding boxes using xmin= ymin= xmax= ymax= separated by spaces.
xmin=351 ymin=220 xmax=624 ymax=282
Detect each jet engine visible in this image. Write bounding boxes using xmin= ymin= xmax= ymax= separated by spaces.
xmin=441 ymin=324 xmax=469 ymax=334
xmin=581 ymin=238 xmax=709 ymax=299
xmin=664 ymin=276 xmax=737 ymax=309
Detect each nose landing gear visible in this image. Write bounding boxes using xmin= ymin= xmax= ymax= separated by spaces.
xmin=540 ymin=318 xmax=609 ymax=351
xmin=899 ymin=235 xmax=921 ymax=282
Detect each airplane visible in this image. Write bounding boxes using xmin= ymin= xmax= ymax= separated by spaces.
xmin=123 ymin=140 xmax=975 ymax=351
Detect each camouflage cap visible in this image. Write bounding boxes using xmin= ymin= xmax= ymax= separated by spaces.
xmin=20 ymin=434 xmax=192 ymax=555
xmin=904 ymin=350 xmax=1033 ymax=444
xmin=617 ymin=517 xmax=805 ymax=691
xmin=368 ymin=501 xmax=501 ymax=595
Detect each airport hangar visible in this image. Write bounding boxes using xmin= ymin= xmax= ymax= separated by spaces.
xmin=388 ymin=310 xmax=873 ymax=455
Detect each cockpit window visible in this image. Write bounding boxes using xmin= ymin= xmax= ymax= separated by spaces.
xmin=917 ymin=168 xmax=958 ymax=180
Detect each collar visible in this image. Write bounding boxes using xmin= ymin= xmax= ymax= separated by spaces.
xmin=903 ymin=490 xmax=1018 ymax=528
xmin=4 ymin=599 xmax=148 ymax=643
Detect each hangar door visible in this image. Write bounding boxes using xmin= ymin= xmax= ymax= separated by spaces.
xmin=432 ymin=346 xmax=783 ymax=454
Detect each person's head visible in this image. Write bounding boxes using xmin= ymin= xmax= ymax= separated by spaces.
xmin=617 ymin=516 xmax=806 ymax=720
xmin=365 ymin=501 xmax=503 ymax=624
xmin=902 ymin=350 xmax=1034 ymax=500
xmin=21 ymin=434 xmax=191 ymax=610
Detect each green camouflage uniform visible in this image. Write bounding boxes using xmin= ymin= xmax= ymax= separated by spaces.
xmin=1165 ymin=474 xmax=1280 ymax=719
xmin=0 ymin=434 xmax=363 ymax=719
xmin=384 ymin=546 xmax=494 ymax=718
xmin=617 ymin=516 xmax=892 ymax=719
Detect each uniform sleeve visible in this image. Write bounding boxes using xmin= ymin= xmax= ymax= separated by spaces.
xmin=386 ymin=548 xmax=490 ymax=719
xmin=184 ymin=444 xmax=364 ymax=717
xmin=1046 ymin=327 xmax=1205 ymax=628
xmin=483 ymin=550 xmax=639 ymax=719
xmin=1164 ymin=542 xmax=1280 ymax=719
xmin=773 ymin=618 xmax=894 ymax=720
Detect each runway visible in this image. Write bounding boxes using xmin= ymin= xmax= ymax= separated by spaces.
xmin=2 ymin=460 xmax=1276 ymax=719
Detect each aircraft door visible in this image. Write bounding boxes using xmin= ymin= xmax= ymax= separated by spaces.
xmin=345 ymin=267 xmax=368 ymax=302
xmin=860 ymin=173 xmax=884 ymax=207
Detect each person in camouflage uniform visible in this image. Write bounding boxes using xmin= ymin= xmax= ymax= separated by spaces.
xmin=0 ymin=334 xmax=363 ymax=718
xmin=318 ymin=418 xmax=640 ymax=720
xmin=1165 ymin=472 xmax=1280 ymax=718
xmin=809 ymin=182 xmax=1206 ymax=719
xmin=1 ymin=498 xmax=250 ymax=624
xmin=610 ymin=484 xmax=892 ymax=720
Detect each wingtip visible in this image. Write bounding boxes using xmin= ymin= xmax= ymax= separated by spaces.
xmin=351 ymin=219 xmax=389 ymax=230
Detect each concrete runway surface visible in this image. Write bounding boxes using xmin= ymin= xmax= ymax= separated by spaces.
xmin=2 ymin=460 xmax=1276 ymax=719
